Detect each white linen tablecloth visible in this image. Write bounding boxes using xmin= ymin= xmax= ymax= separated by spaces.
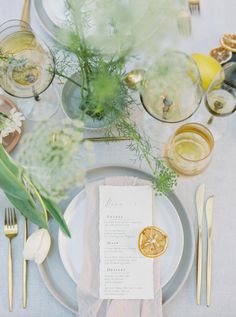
xmin=0 ymin=0 xmax=235 ymax=316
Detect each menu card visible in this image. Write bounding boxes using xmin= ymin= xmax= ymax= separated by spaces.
xmin=99 ymin=185 xmax=154 ymax=299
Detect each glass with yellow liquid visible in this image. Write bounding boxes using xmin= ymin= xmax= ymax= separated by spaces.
xmin=0 ymin=20 xmax=58 ymax=121
xmin=165 ymin=123 xmax=214 ymax=176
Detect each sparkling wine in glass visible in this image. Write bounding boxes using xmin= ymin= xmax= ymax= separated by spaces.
xmin=0 ymin=20 xmax=59 ymax=121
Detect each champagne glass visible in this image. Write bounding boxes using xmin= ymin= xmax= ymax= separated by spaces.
xmin=140 ymin=51 xmax=203 ymax=144
xmin=204 ymin=62 xmax=236 ymax=140
xmin=0 ymin=20 xmax=59 ymax=121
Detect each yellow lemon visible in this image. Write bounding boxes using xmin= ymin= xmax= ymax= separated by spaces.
xmin=138 ymin=226 xmax=168 ymax=258
xmin=191 ymin=53 xmax=222 ymax=91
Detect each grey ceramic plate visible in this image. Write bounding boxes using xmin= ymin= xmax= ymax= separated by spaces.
xmin=38 ymin=164 xmax=195 ymax=315
xmin=33 ymin=0 xmax=65 ymax=44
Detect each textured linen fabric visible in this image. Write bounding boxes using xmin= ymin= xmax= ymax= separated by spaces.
xmin=0 ymin=1 xmax=236 ymax=316
xmin=76 ymin=177 xmax=162 ymax=317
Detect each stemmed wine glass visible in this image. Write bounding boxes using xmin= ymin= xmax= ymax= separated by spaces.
xmin=140 ymin=51 xmax=203 ymax=144
xmin=0 ymin=19 xmax=59 ymax=121
xmin=203 ymin=62 xmax=236 ymax=140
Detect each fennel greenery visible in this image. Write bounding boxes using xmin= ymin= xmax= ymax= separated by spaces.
xmin=54 ymin=0 xmax=178 ymax=195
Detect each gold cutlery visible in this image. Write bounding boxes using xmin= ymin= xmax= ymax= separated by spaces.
xmin=188 ymin=0 xmax=200 ymax=15
xmin=196 ymin=183 xmax=205 ymax=305
xmin=83 ymin=136 xmax=131 ymax=142
xmin=177 ymin=10 xmax=192 ymax=37
xmin=206 ymin=196 xmax=214 ymax=307
xmin=21 ymin=0 xmax=31 ymax=24
xmin=4 ymin=208 xmax=18 ymax=312
xmin=23 ymin=217 xmax=28 ymax=308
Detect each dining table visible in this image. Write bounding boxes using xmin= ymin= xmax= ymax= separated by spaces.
xmin=0 ymin=0 xmax=236 ymax=316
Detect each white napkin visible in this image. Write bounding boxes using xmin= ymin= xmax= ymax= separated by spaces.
xmin=76 ymin=176 xmax=162 ymax=317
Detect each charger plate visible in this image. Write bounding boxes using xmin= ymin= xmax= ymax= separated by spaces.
xmin=33 ymin=0 xmax=65 ymax=44
xmin=58 ymin=184 xmax=184 ymax=289
xmin=38 ymin=165 xmax=195 ymax=314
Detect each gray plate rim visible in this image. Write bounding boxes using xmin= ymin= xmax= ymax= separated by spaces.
xmin=38 ymin=164 xmax=195 ymax=315
xmin=33 ymin=0 xmax=64 ymax=44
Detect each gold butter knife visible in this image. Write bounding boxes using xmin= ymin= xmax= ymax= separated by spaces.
xmin=23 ymin=217 xmax=28 ymax=308
xmin=206 ymin=196 xmax=214 ymax=307
xmin=196 ymin=183 xmax=205 ymax=305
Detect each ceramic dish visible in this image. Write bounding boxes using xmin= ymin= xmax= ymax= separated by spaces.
xmin=58 ymin=184 xmax=184 ymax=289
xmin=0 ymin=95 xmax=23 ymax=153
xmin=38 ymin=165 xmax=195 ymax=314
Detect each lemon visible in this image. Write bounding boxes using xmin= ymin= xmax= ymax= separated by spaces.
xmin=138 ymin=226 xmax=168 ymax=258
xmin=191 ymin=53 xmax=222 ymax=91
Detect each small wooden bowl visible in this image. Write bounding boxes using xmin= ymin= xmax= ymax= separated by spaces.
xmin=0 ymin=95 xmax=23 ymax=153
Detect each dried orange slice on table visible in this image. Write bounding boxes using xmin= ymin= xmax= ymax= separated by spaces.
xmin=138 ymin=226 xmax=168 ymax=258
xmin=221 ymin=34 xmax=236 ymax=52
xmin=209 ymin=46 xmax=232 ymax=64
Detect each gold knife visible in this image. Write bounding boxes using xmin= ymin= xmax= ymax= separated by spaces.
xmin=206 ymin=196 xmax=214 ymax=307
xmin=196 ymin=183 xmax=205 ymax=305
xmin=23 ymin=217 xmax=28 ymax=308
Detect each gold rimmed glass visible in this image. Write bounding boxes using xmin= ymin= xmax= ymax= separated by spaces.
xmin=141 ymin=51 xmax=203 ymax=123
xmin=0 ymin=20 xmax=59 ymax=121
xmin=165 ymin=123 xmax=214 ymax=176
xmin=204 ymin=62 xmax=236 ymax=140
xmin=140 ymin=51 xmax=203 ymax=144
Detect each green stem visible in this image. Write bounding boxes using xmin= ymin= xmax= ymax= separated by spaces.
xmin=23 ymin=174 xmax=48 ymax=223
xmin=74 ymin=51 xmax=87 ymax=99
xmin=54 ymin=70 xmax=83 ymax=88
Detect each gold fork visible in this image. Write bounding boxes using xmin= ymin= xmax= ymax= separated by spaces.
xmin=188 ymin=0 xmax=200 ymax=15
xmin=177 ymin=10 xmax=192 ymax=37
xmin=4 ymin=208 xmax=18 ymax=312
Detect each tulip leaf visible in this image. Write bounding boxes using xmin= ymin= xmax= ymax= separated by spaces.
xmin=5 ymin=193 xmax=48 ymax=229
xmin=0 ymin=144 xmax=22 ymax=178
xmin=41 ymin=195 xmax=71 ymax=237
xmin=0 ymin=159 xmax=33 ymax=201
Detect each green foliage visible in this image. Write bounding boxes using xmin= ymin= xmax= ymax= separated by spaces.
xmin=55 ymin=0 xmax=178 ymax=194
xmin=0 ymin=144 xmax=70 ymax=237
xmin=113 ymin=119 xmax=178 ymax=195
xmin=54 ymin=0 xmax=132 ymax=125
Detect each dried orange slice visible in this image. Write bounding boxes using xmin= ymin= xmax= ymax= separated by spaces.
xmin=221 ymin=34 xmax=236 ymax=52
xmin=209 ymin=46 xmax=232 ymax=64
xmin=138 ymin=226 xmax=168 ymax=258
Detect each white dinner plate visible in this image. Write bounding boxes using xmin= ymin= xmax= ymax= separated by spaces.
xmin=58 ymin=181 xmax=184 ymax=289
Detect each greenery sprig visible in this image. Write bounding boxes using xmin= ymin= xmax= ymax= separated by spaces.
xmin=111 ymin=118 xmax=178 ymax=195
xmin=54 ymin=0 xmax=178 ymax=195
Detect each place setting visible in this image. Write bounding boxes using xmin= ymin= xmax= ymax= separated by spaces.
xmin=0 ymin=0 xmax=235 ymax=316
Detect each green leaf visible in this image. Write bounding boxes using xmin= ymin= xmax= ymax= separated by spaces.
xmin=41 ymin=195 xmax=71 ymax=238
xmin=0 ymin=159 xmax=33 ymax=201
xmin=5 ymin=193 xmax=48 ymax=229
xmin=0 ymin=144 xmax=22 ymax=178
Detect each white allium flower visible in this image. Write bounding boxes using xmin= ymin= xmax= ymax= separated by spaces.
xmin=17 ymin=119 xmax=94 ymax=202
xmin=0 ymin=108 xmax=25 ymax=143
